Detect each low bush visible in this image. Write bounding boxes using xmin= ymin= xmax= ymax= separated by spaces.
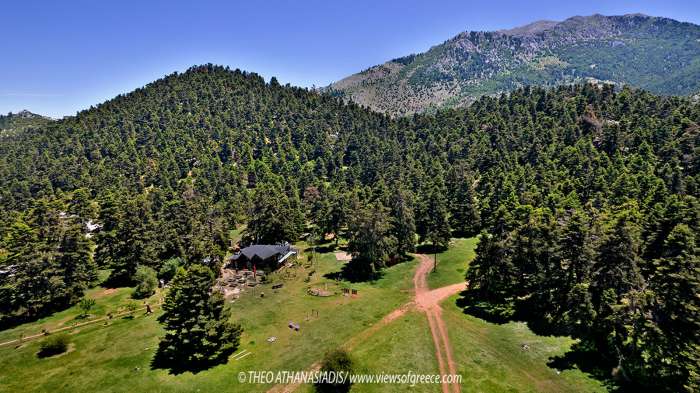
xmin=133 ymin=266 xmax=158 ymax=299
xmin=38 ymin=334 xmax=70 ymax=358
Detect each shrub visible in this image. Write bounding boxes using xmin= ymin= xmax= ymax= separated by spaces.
xmin=126 ymin=300 xmax=139 ymax=312
xmin=122 ymin=300 xmax=139 ymax=319
xmin=132 ymin=266 xmax=158 ymax=299
xmin=38 ymin=334 xmax=70 ymax=358
xmin=78 ymin=298 xmax=96 ymax=317
xmin=158 ymin=257 xmax=183 ymax=283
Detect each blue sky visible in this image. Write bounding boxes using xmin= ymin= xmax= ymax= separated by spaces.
xmin=2 ymin=0 xmax=699 ymax=118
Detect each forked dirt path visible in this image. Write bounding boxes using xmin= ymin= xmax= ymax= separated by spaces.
xmin=267 ymin=254 xmax=465 ymax=393
xmin=414 ymin=253 xmax=465 ymax=393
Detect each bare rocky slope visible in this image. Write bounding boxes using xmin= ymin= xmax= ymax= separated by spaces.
xmin=328 ymin=14 xmax=700 ymax=115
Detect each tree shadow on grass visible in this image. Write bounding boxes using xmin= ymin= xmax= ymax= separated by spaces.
xmin=100 ymin=272 xmax=132 ymax=289
xmin=323 ymin=260 xmax=385 ymax=283
xmin=315 ymin=244 xmax=337 ymax=254
xmin=546 ymin=341 xmax=629 ymax=392
xmin=150 ymin=342 xmax=235 ymax=375
xmin=415 ymin=243 xmax=447 ymax=254
xmin=455 ymin=291 xmax=626 ymax=392
xmin=455 ymin=290 xmax=513 ymax=324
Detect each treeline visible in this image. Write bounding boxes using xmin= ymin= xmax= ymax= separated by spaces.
xmin=464 ymin=197 xmax=698 ymax=390
xmin=0 ymin=190 xmax=97 ymax=326
xmin=0 ymin=65 xmax=697 ymax=390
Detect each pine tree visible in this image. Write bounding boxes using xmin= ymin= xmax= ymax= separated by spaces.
xmin=319 ymin=187 xmax=349 ymax=246
xmin=346 ymin=203 xmax=396 ymax=280
xmin=94 ymin=192 xmax=122 ymax=268
xmin=155 ymin=264 xmax=242 ymax=372
xmin=560 ymin=209 xmax=594 ymax=286
xmin=390 ymin=189 xmax=416 ymax=258
xmin=68 ymin=188 xmax=98 ymax=223
xmin=562 ymin=282 xmax=596 ymax=337
xmin=591 ymin=213 xmax=645 ymax=303
xmin=315 ymin=349 xmax=355 ymax=393
xmin=646 ymin=224 xmax=700 ymax=391
xmin=245 ymin=183 xmax=304 ymax=244
xmin=57 ymin=221 xmax=97 ymax=305
xmin=509 ymin=207 xmax=562 ymax=323
xmin=463 ymin=232 xmax=518 ymax=321
xmin=589 ymin=210 xmax=646 ymax=363
xmin=449 ymin=171 xmax=481 ymax=237
xmin=418 ymin=182 xmax=451 ymax=251
xmin=107 ymin=196 xmax=157 ymax=285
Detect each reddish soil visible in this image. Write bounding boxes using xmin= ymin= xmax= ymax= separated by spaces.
xmin=334 ymin=251 xmax=352 ymax=261
xmin=414 ymin=254 xmax=464 ymax=393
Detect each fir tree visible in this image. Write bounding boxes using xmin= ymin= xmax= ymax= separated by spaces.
xmin=449 ymin=171 xmax=481 ymax=237
xmin=646 ymin=224 xmax=700 ymax=391
xmin=346 ymin=203 xmax=396 ymax=280
xmin=154 ymin=264 xmax=242 ymax=373
xmin=390 ymin=189 xmax=416 ymax=258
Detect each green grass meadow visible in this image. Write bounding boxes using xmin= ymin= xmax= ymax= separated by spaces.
xmin=0 ymin=238 xmax=606 ymax=392
xmin=0 ymin=244 xmax=417 ymax=392
xmin=426 ymin=237 xmax=478 ymax=290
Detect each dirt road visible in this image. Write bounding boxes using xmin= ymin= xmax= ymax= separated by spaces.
xmin=414 ymin=254 xmax=465 ymax=393
xmin=267 ymin=254 xmax=465 ymax=393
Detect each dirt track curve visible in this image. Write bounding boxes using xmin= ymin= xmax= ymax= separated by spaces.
xmin=267 ymin=254 xmax=465 ymax=393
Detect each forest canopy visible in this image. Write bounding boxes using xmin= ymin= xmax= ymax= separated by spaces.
xmin=0 ymin=64 xmax=697 ymax=391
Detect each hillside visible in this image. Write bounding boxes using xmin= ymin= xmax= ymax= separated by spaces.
xmin=0 ymin=65 xmax=698 ymax=391
xmin=0 ymin=110 xmax=52 ymax=136
xmin=328 ymin=13 xmax=700 ymax=115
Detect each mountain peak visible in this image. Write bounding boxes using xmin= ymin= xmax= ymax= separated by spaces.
xmin=4 ymin=109 xmax=41 ymax=118
xmin=15 ymin=110 xmax=46 ymax=119
xmin=498 ymin=20 xmax=559 ymax=36
xmin=329 ymin=13 xmax=700 ymax=115
xmin=0 ymin=110 xmax=53 ymax=134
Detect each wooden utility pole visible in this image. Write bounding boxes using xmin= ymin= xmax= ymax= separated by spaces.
xmin=433 ymin=240 xmax=438 ymax=273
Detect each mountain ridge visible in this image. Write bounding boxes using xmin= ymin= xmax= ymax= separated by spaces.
xmin=0 ymin=110 xmax=52 ymax=136
xmin=328 ymin=13 xmax=700 ymax=115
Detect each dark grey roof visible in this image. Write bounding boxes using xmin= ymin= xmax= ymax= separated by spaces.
xmin=233 ymin=244 xmax=292 ymax=261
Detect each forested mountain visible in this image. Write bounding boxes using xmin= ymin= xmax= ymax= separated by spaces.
xmin=328 ymin=13 xmax=700 ymax=115
xmin=0 ymin=110 xmax=52 ymax=137
xmin=0 ymin=64 xmax=698 ymax=391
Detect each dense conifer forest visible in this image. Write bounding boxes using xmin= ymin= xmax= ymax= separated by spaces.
xmin=0 ymin=64 xmax=698 ymax=391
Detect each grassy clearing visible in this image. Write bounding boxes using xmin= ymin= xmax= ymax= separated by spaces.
xmin=0 ymin=276 xmax=160 ymax=345
xmin=0 ymin=237 xmax=607 ymax=393
xmin=441 ymin=295 xmax=606 ymax=393
xmin=0 ymin=243 xmax=417 ymax=393
xmin=426 ymin=237 xmax=478 ymax=290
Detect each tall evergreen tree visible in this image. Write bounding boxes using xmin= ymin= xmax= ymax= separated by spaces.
xmin=106 ymin=196 xmax=157 ymax=285
xmin=418 ymin=182 xmax=451 ymax=251
xmin=346 ymin=203 xmax=396 ymax=280
xmin=463 ymin=232 xmax=518 ymax=321
xmin=57 ymin=220 xmax=97 ymax=304
xmin=244 ymin=183 xmax=304 ymax=244
xmin=449 ymin=171 xmax=481 ymax=237
xmin=646 ymin=224 xmax=700 ymax=391
xmin=390 ymin=189 xmax=416 ymax=258
xmin=589 ymin=210 xmax=646 ymax=364
xmin=155 ymin=264 xmax=242 ymax=372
